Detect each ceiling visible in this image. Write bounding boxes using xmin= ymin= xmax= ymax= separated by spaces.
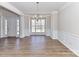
xmin=10 ymin=2 xmax=66 ymax=15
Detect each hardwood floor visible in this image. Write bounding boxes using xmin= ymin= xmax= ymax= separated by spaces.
xmin=0 ymin=36 xmax=77 ymax=57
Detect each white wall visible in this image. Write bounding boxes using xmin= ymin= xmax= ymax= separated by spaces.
xmin=51 ymin=11 xmax=58 ymax=39
xmin=58 ymin=2 xmax=79 ymax=56
xmin=24 ymin=15 xmax=30 ymax=36
xmin=19 ymin=15 xmax=26 ymax=38
xmin=20 ymin=15 xmax=30 ymax=37
xmin=7 ymin=14 xmax=19 ymax=37
xmin=46 ymin=15 xmax=51 ymax=36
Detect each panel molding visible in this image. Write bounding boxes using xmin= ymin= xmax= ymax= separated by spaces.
xmin=50 ymin=30 xmax=58 ymax=39
xmin=58 ymin=31 xmax=79 ymax=56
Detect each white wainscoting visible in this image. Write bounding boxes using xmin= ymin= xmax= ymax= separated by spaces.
xmin=50 ymin=30 xmax=58 ymax=39
xmin=58 ymin=31 xmax=79 ymax=56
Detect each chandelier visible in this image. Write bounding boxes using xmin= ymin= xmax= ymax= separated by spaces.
xmin=32 ymin=2 xmax=44 ymax=21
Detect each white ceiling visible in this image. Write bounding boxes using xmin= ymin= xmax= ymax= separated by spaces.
xmin=10 ymin=2 xmax=66 ymax=15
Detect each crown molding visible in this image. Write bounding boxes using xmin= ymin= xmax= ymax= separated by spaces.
xmin=51 ymin=11 xmax=58 ymax=15
xmin=59 ymin=2 xmax=73 ymax=12
xmin=0 ymin=2 xmax=24 ymax=15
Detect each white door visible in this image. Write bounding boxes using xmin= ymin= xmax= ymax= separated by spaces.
xmin=30 ymin=18 xmax=46 ymax=35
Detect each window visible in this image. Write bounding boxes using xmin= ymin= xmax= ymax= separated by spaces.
xmin=17 ymin=19 xmax=20 ymax=36
xmin=5 ymin=19 xmax=7 ymax=35
xmin=32 ymin=19 xmax=45 ymax=32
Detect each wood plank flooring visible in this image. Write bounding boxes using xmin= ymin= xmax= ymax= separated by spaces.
xmin=0 ymin=36 xmax=77 ymax=57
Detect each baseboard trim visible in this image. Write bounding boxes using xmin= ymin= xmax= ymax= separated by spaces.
xmin=0 ymin=37 xmax=7 ymax=39
xmin=50 ymin=35 xmax=57 ymax=39
xmin=49 ymin=36 xmax=57 ymax=40
xmin=58 ymin=39 xmax=79 ymax=56
xmin=7 ymin=36 xmax=20 ymax=39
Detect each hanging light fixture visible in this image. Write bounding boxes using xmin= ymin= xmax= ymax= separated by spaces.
xmin=32 ymin=2 xmax=43 ymax=21
xmin=35 ymin=2 xmax=39 ymax=21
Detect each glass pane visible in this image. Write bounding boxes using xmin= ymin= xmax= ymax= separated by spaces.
xmin=5 ymin=20 xmax=7 ymax=35
xmin=41 ymin=19 xmax=45 ymax=25
xmin=36 ymin=20 xmax=41 ymax=32
xmin=41 ymin=19 xmax=45 ymax=32
xmin=17 ymin=20 xmax=19 ymax=34
xmin=17 ymin=31 xmax=19 ymax=34
xmin=32 ymin=20 xmax=35 ymax=32
xmin=31 ymin=19 xmax=45 ymax=33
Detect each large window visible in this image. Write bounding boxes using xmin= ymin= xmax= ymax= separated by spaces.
xmin=17 ymin=19 xmax=20 ymax=36
xmin=5 ymin=19 xmax=7 ymax=35
xmin=32 ymin=19 xmax=45 ymax=32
